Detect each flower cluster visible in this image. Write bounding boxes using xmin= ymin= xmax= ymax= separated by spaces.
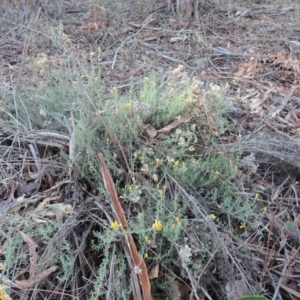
xmin=110 ymin=221 xmax=122 ymax=230
xmin=152 ymin=219 xmax=163 ymax=231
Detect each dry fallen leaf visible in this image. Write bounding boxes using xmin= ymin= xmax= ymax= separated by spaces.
xmin=163 ymin=273 xmax=181 ymax=299
xmin=282 ymin=265 xmax=295 ymax=285
xmin=117 ymin=69 xmax=140 ymax=79
xmin=157 ymin=116 xmax=189 ymax=133
xmin=234 ymin=60 xmax=265 ymax=78
xmin=169 ymin=36 xmax=184 ymax=43
xmin=15 ymin=266 xmax=58 ymax=289
xmin=190 ymin=124 xmax=197 ymax=132
xmin=31 ymin=215 xmax=47 ymax=224
xmin=149 ymin=264 xmax=159 ymax=279
xmin=19 ymin=231 xmax=38 ymax=278
xmin=18 ymin=182 xmax=39 ymax=194
xmin=37 ymin=195 xmax=61 ymax=210
xmin=145 ymin=125 xmax=157 ymax=139
xmin=45 ymin=171 xmax=54 ymax=188
xmin=280 ymin=283 xmax=300 ymax=298
xmin=151 ymin=174 xmax=158 ymax=182
xmin=225 ymin=279 xmax=248 ymax=300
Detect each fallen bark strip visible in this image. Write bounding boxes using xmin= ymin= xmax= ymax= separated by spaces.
xmin=98 ymin=153 xmax=152 ymax=300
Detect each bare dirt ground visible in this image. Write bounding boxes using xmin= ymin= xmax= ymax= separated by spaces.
xmin=1 ymin=1 xmax=300 ymax=299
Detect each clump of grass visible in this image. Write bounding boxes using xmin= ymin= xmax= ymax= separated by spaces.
xmin=70 ymin=66 xmax=258 ymax=298
xmin=1 ymin=212 xmax=75 ymax=290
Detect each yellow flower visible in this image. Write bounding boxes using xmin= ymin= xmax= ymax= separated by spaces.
xmin=167 ymin=156 xmax=175 ymax=163
xmin=175 ymin=217 xmax=182 ymax=226
xmin=144 ymin=77 xmax=150 ymax=83
xmin=255 ymin=193 xmax=260 ymax=199
xmin=178 ymin=137 xmax=185 ymax=146
xmin=95 ymin=110 xmax=105 ymax=117
xmin=189 ymin=145 xmax=195 ymax=152
xmin=144 ymin=253 xmax=148 ymax=258
xmin=209 ymin=83 xmax=221 ymax=92
xmin=173 ymin=161 xmax=179 ymax=168
xmin=110 ymin=87 xmax=118 ymax=95
xmin=158 ymin=189 xmax=164 ymax=196
xmin=262 ymin=226 xmax=273 ymax=236
xmin=63 ymin=204 xmax=73 ymax=214
xmin=110 ymin=221 xmax=122 ymax=230
xmin=262 ymin=207 xmax=268 ymax=213
xmin=215 ymin=170 xmax=219 ymax=175
xmin=172 ymin=64 xmax=184 ymax=75
xmin=61 ymin=33 xmax=71 ymax=43
xmin=240 ymin=222 xmax=246 ymax=229
xmin=144 ymin=236 xmax=151 ymax=245
xmin=152 ymin=220 xmax=163 ymax=231
xmin=0 ymin=285 xmax=11 ymax=300
xmin=125 ymin=100 xmax=133 ymax=109
xmin=155 ymin=158 xmax=162 ymax=166
xmin=209 ymin=214 xmax=216 ymax=220
xmin=39 ymin=108 xmax=46 ymax=117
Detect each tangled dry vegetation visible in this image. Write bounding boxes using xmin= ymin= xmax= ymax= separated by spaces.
xmin=1 ymin=1 xmax=300 ymax=299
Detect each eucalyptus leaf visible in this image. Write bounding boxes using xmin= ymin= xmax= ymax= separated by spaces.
xmin=285 ymin=220 xmax=295 ymax=231
xmin=238 ymin=296 xmax=268 ymax=300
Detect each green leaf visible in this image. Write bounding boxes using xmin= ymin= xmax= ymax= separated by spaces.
xmin=284 ymin=220 xmax=295 ymax=231
xmin=238 ymin=296 xmax=268 ymax=300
